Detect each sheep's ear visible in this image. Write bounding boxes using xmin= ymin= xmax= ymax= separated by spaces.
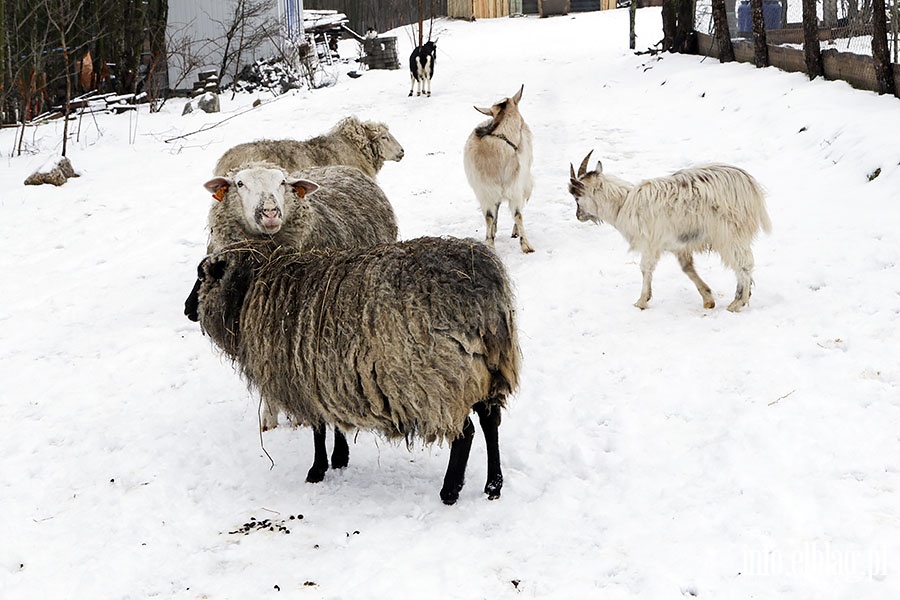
xmin=204 ymin=177 xmax=231 ymax=202
xmin=474 ymin=105 xmax=492 ymax=116
xmin=512 ymin=84 xmax=524 ymax=104
xmin=288 ymin=178 xmax=319 ymax=198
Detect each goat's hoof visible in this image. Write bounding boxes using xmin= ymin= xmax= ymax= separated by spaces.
xmin=408 ymin=91 xmax=413 ymax=97
xmin=726 ymin=301 xmax=745 ymax=312
xmin=520 ymin=242 xmax=534 ymax=254
xmin=704 ymin=300 xmax=716 ymax=309
xmin=634 ymin=301 xmax=649 ymax=310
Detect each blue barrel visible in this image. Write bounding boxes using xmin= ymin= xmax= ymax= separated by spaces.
xmin=737 ymin=0 xmax=783 ymax=32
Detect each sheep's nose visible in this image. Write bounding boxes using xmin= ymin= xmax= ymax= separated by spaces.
xmin=262 ymin=208 xmax=279 ymax=218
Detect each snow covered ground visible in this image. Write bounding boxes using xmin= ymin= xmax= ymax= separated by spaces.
xmin=2 ymin=8 xmax=899 ymax=599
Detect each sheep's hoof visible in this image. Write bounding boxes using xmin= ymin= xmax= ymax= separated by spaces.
xmin=484 ymin=476 xmax=503 ymax=499
xmin=306 ymin=465 xmax=327 ymax=483
xmin=331 ymin=448 xmax=349 ymax=470
xmin=704 ymin=299 xmax=716 ymax=309
xmin=519 ymin=240 xmax=534 ymax=254
xmin=440 ymin=484 xmax=463 ymax=505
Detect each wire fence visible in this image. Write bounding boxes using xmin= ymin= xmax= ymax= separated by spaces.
xmin=694 ymin=0 xmax=899 ymax=94
xmin=696 ymin=0 xmax=899 ymax=58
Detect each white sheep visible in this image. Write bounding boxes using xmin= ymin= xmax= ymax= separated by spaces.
xmin=213 ymin=116 xmax=404 ymax=179
xmin=568 ymin=152 xmax=771 ymax=312
xmin=185 ymin=163 xmax=398 ymax=474
xmin=463 ymin=85 xmax=535 ymax=253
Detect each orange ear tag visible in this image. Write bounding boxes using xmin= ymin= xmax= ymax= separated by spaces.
xmin=212 ymin=185 xmax=228 ymax=202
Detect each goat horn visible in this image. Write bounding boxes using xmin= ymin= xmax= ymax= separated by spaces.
xmin=569 ymin=163 xmax=576 ymax=180
xmin=578 ymin=150 xmax=594 ymax=178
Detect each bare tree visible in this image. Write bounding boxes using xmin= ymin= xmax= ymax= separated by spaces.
xmin=43 ymin=0 xmax=85 ymax=157
xmin=662 ymin=0 xmax=697 ymax=54
xmin=802 ymin=0 xmax=824 ymax=79
xmin=871 ymin=0 xmax=897 ymax=96
xmin=214 ymin=0 xmax=279 ymax=87
xmin=711 ymin=0 xmax=735 ymax=62
xmin=750 ymin=0 xmax=769 ymax=67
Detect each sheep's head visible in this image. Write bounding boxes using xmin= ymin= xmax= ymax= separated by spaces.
xmin=366 ymin=122 xmax=404 ymax=163
xmin=204 ymin=166 xmax=319 ymax=236
xmin=568 ymin=150 xmax=607 ymax=224
xmin=187 ymin=247 xmax=261 ymax=357
xmin=474 ymin=84 xmax=525 ymax=132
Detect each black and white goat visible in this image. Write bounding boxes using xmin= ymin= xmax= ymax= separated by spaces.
xmin=409 ymin=41 xmax=436 ymax=97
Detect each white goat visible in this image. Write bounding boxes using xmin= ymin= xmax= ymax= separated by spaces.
xmin=463 ymin=85 xmax=535 ymax=253
xmin=568 ymin=152 xmax=771 ymax=312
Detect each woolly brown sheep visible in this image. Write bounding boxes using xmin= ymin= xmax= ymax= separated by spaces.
xmin=213 ymin=116 xmax=404 ymax=179
xmin=186 ymin=237 xmax=521 ymax=505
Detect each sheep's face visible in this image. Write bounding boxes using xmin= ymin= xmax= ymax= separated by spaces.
xmin=191 ymin=250 xmax=257 ymax=356
xmin=204 ymin=167 xmax=319 ymax=237
xmin=370 ymin=125 xmax=404 ymax=162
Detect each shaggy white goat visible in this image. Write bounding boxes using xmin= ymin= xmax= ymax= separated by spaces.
xmin=568 ymin=152 xmax=771 ymax=312
xmin=463 ymin=85 xmax=535 ymax=253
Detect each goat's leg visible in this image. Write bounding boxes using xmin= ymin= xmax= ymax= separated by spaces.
xmin=440 ymin=416 xmax=475 ymax=505
xmin=306 ymin=423 xmax=329 ymax=483
xmin=260 ymin=398 xmax=279 ymax=431
xmin=330 ymin=428 xmax=349 ymax=469
xmin=676 ymin=250 xmax=715 ymax=309
xmin=511 ymin=208 xmax=534 ymax=253
xmin=635 ymin=251 xmax=661 ymax=309
xmin=425 ymin=75 xmax=431 ymax=97
xmin=724 ymin=246 xmax=755 ymax=312
xmin=408 ymin=74 xmax=415 ymax=97
xmin=474 ymin=402 xmax=503 ymax=500
xmin=483 ymin=203 xmax=500 ymax=249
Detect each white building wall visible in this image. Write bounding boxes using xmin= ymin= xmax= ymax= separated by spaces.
xmin=166 ymin=0 xmax=305 ymax=92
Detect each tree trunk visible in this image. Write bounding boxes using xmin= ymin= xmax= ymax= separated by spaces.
xmin=801 ymin=0 xmax=823 ymax=79
xmin=750 ymin=0 xmax=769 ymax=67
xmin=711 ymin=0 xmax=735 ymax=62
xmin=662 ymin=0 xmax=697 ymax=53
xmin=630 ymin=0 xmax=637 ymax=50
xmin=871 ymin=0 xmax=896 ymax=95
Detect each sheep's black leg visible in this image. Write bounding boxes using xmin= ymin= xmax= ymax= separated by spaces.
xmin=306 ymin=423 xmax=329 ymax=483
xmin=331 ymin=428 xmax=350 ymax=469
xmin=440 ymin=416 xmax=475 ymax=505
xmin=474 ymin=402 xmax=503 ymax=500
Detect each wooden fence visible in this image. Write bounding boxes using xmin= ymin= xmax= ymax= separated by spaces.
xmin=697 ymin=32 xmax=900 ymax=95
xmin=303 ymin=0 xmax=448 ymax=36
xmin=448 ymin=0 xmax=510 ymax=18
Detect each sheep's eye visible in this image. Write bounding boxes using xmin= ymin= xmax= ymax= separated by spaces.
xmin=236 ymin=180 xmax=244 ymax=188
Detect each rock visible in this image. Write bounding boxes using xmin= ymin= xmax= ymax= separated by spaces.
xmin=24 ymin=156 xmax=79 ymax=187
xmin=182 ymin=102 xmax=194 ymax=115
xmin=197 ymin=92 xmax=220 ymax=114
